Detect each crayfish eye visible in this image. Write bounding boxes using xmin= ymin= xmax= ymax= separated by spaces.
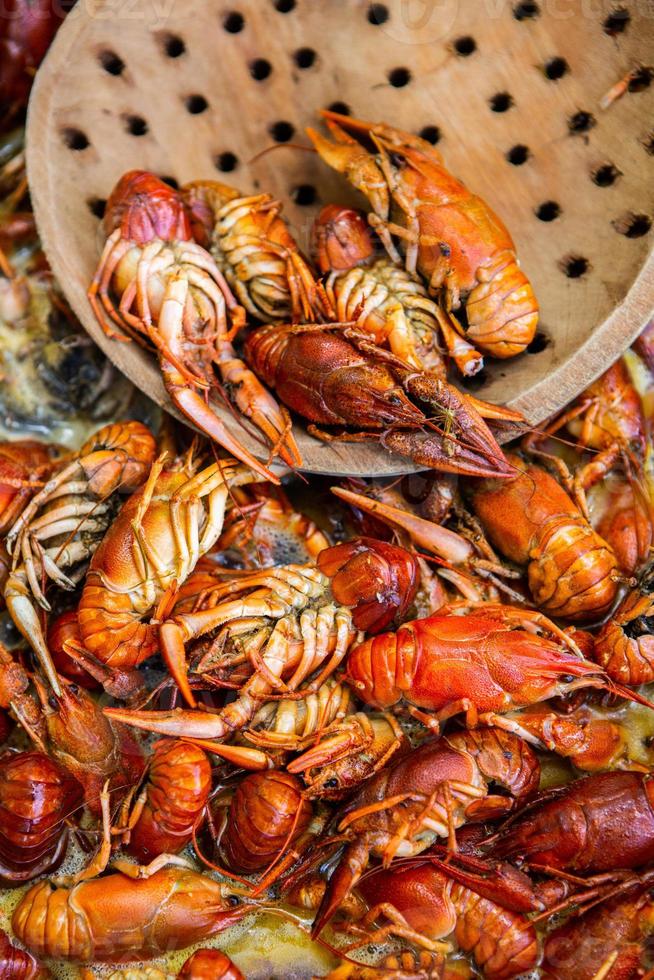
xmin=227 ymin=895 xmax=241 ymax=907
xmin=324 ymin=778 xmax=339 ymax=789
xmin=561 ymin=675 xmax=574 ymax=684
xmin=48 ymin=695 xmax=58 ymax=710
xmin=389 ymin=151 xmax=406 ymax=169
xmin=68 ymin=683 xmax=80 ymax=695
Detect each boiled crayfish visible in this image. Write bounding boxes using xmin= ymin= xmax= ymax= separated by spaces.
xmin=245 ymin=323 xmax=520 ymax=477
xmin=87 ymin=171 xmax=295 ymax=476
xmin=307 ymin=111 xmax=538 ymax=366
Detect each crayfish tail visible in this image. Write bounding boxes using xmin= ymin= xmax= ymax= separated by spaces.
xmin=311 ymin=838 xmax=370 ymax=938
xmin=465 ymin=251 xmax=539 ymax=359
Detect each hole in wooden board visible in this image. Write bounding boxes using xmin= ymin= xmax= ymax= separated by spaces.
xmin=327 ymin=101 xmax=350 ymax=115
xmin=507 ymin=144 xmax=529 ymax=165
xmin=535 ymin=201 xmax=560 ymax=221
xmin=124 ymin=115 xmax=148 ymax=136
xmin=62 ymin=128 xmax=89 ymax=150
xmin=544 ymin=57 xmax=569 ymax=80
xmin=215 ymin=152 xmax=239 ymax=172
xmin=186 ymin=95 xmax=208 ymax=114
xmin=419 ymin=125 xmax=441 ymax=144
xmin=388 ymin=67 xmax=411 ymax=87
xmin=641 ymin=132 xmax=654 ymax=155
xmin=98 ymin=50 xmax=125 ymax=75
xmin=162 ymin=34 xmax=185 ymax=57
xmin=627 ymin=66 xmax=653 ymax=93
xmin=513 ymin=2 xmax=540 ymax=20
xmin=459 ymin=369 xmax=489 ymax=391
xmin=294 ymin=47 xmax=316 ymax=69
xmin=568 ymin=110 xmax=596 ymax=134
xmin=489 ymin=92 xmax=513 ymax=112
xmin=591 ymin=163 xmax=622 ymax=187
xmin=292 ymin=184 xmax=317 ymax=206
xmin=560 ymin=255 xmax=589 ymax=278
xmin=612 ymin=213 xmax=652 ymax=238
xmin=223 ymin=11 xmax=244 ymax=32
xmin=368 ymin=3 xmax=389 ymax=25
xmin=87 ymin=198 xmax=106 ymax=219
xmin=273 ymin=0 xmax=295 ymax=11
xmin=603 ymin=7 xmax=630 ymax=36
xmin=527 ymin=331 xmax=550 ymax=353
xmin=250 ymin=59 xmax=272 ymax=80
xmin=270 ymin=120 xmax=295 ymax=142
xmin=453 ymin=35 xmax=476 ymax=56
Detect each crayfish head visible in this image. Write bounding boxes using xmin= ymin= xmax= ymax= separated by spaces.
xmin=104 ymin=170 xmax=191 ymax=244
xmin=318 ymin=536 xmax=419 ymax=633
xmin=311 ymin=204 xmax=376 ymax=274
xmin=39 ymin=676 xmax=117 ymax=766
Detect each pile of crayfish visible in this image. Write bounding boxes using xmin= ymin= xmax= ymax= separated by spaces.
xmin=4 ymin=24 xmax=654 ymax=978
xmin=0 ymin=333 xmax=653 ymax=979
xmin=86 ymin=108 xmax=539 ymax=482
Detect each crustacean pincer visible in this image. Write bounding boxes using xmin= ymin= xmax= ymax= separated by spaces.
xmin=245 ymin=323 xmax=522 ymax=478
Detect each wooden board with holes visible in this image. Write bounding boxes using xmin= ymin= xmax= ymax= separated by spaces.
xmin=25 ymin=0 xmax=654 ymax=476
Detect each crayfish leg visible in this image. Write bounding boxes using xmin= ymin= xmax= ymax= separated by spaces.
xmin=216 ymin=344 xmax=303 ymax=469
xmin=312 ymin=838 xmax=371 ymax=938
xmin=4 ymin=588 xmax=62 ymax=695
xmin=164 ymin=373 xmax=279 ymax=483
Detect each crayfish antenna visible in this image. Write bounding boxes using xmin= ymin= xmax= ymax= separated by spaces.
xmin=607 ymin=679 xmax=654 ymax=710
xmin=311 ymin=838 xmax=370 ymax=938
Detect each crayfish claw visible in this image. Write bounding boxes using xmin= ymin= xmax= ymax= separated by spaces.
xmin=320 ymin=109 xmax=445 ymax=167
xmin=306 ymin=124 xmax=390 ymax=220
xmin=381 ymin=376 xmax=514 ymax=479
xmin=312 ymin=837 xmax=371 ymax=938
xmin=103 ymin=706 xmax=228 ymax=739
xmin=165 ymin=380 xmax=280 ymax=484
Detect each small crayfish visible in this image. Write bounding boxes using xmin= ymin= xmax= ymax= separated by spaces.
xmin=3 ymin=420 xmax=156 ymax=693
xmin=468 ymin=452 xmax=620 ymax=621
xmin=182 ymin=178 xmax=328 ymax=323
xmin=312 ymin=204 xmax=455 ymax=376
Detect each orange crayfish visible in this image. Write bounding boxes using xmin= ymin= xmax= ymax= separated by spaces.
xmin=467 ymin=452 xmax=620 ymax=621
xmin=87 ymin=171 xmax=293 ymax=477
xmin=307 ymin=111 xmax=538 ymax=368
xmin=312 ymin=204 xmax=455 ymax=376
xmin=310 ymin=728 xmax=540 ymax=936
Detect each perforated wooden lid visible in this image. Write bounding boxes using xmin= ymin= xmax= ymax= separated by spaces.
xmin=26 ymin=0 xmax=654 ymax=475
